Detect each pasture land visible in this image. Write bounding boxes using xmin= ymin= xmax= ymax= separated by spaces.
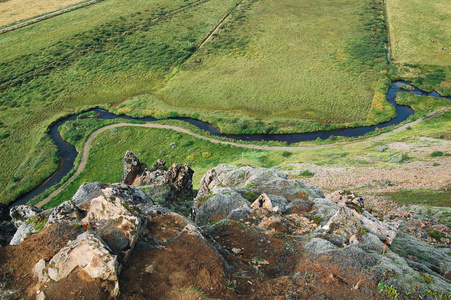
xmin=386 ymin=0 xmax=451 ymax=66
xmin=0 ymin=0 xmax=242 ymax=204
xmin=0 ymin=0 xmax=85 ymax=27
xmin=157 ymin=0 xmax=388 ymax=125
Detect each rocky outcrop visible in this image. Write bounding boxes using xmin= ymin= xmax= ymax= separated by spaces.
xmin=196 ymin=164 xmax=324 ymax=200
xmin=1 ymin=163 xmax=450 ymax=299
xmin=162 ymin=163 xmax=195 ymax=201
xmin=120 ymin=151 xmax=194 ymax=204
xmin=121 ymin=151 xmax=148 ymax=185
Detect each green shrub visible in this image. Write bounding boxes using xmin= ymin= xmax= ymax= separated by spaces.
xmin=298 ymin=170 xmax=314 ymax=178
xmin=431 ymin=151 xmax=444 ymax=157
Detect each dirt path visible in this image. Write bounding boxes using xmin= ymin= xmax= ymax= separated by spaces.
xmin=35 ymin=107 xmax=450 ymax=208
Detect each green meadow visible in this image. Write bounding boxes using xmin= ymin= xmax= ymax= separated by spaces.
xmin=386 ymin=0 xmax=451 ymax=66
xmin=157 ymin=0 xmax=388 ymax=126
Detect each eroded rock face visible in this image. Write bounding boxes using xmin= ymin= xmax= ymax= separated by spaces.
xmin=10 ymin=204 xmax=43 ymax=228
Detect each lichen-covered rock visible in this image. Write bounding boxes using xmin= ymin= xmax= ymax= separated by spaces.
xmin=195 ymin=188 xmax=249 ymax=226
xmin=283 ymin=199 xmax=313 ymax=215
xmin=10 ymin=204 xmax=43 ymax=228
xmin=322 ymin=206 xmax=399 ymax=245
xmin=326 ymin=190 xmax=364 ymax=208
xmin=71 ymin=182 xmax=108 ymax=208
xmin=47 ymin=200 xmax=83 ymax=224
xmin=82 ymin=194 xmax=143 ymax=260
xmin=9 ymin=222 xmax=35 ymax=245
xmin=197 ymin=165 xmax=324 ymax=201
xmin=312 ymin=198 xmax=339 ymax=226
xmin=33 ymin=231 xmax=120 ymax=298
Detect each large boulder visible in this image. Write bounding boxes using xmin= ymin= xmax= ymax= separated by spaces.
xmin=197 ymin=164 xmax=324 ymax=201
xmin=33 ymin=231 xmax=120 ymax=298
xmin=195 ymin=187 xmax=249 ymax=226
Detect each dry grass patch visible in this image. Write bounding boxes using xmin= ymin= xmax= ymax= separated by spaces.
xmin=0 ymin=0 xmax=86 ymax=27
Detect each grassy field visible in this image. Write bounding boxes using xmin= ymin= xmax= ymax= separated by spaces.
xmin=0 ymin=0 xmax=243 ymax=204
xmin=386 ymin=0 xmax=451 ymax=66
xmin=156 ymin=0 xmax=388 ymax=127
xmin=0 ymin=0 xmax=85 ymax=27
xmin=40 ymin=107 xmax=451 ymax=208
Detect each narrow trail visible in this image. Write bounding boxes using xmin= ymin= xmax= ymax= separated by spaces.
xmin=35 ymin=107 xmax=450 ymax=208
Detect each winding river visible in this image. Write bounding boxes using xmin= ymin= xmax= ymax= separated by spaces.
xmin=9 ymin=81 xmax=450 ymax=208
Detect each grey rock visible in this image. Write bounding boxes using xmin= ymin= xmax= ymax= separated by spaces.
xmin=195 ymin=187 xmax=249 ymax=226
xmin=283 ymin=199 xmax=313 ymax=215
xmin=322 ymin=206 xmax=399 ymax=244
xmin=312 ymin=198 xmax=339 ymax=226
xmin=137 ymin=184 xmax=172 ymax=204
xmin=266 ymin=194 xmax=289 ymax=212
xmin=391 ymin=231 xmax=451 ymax=278
xmin=10 ymin=205 xmax=43 ymax=228
xmin=197 ymin=165 xmax=324 ymax=202
xmin=47 ymin=200 xmax=83 ymax=224
xmin=303 ymin=238 xmax=340 ymax=255
xmin=9 ymin=222 xmax=34 ymax=245
xmin=227 ymin=206 xmax=253 ymax=223
xmin=71 ymin=182 xmax=107 ymax=208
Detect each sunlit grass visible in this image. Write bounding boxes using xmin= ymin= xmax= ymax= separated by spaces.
xmin=386 ymin=0 xmax=451 ymax=65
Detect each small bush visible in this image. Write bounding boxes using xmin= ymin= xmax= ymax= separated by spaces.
xmin=299 ymin=170 xmax=314 ymax=177
xmin=431 ymin=151 xmax=444 ymax=157
xmin=281 ymin=151 xmax=292 ymax=157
